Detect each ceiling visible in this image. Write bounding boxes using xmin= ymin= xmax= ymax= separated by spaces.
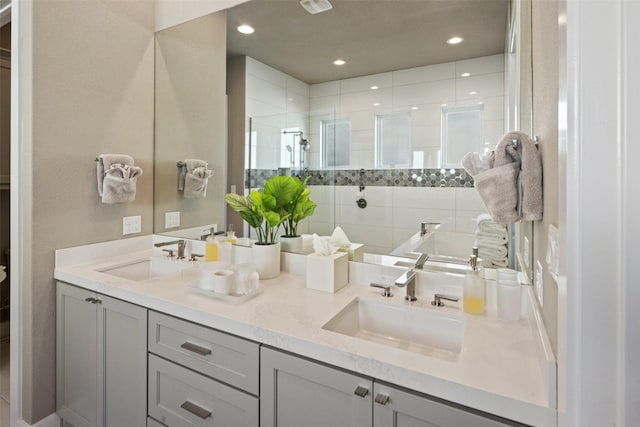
xmin=226 ymin=0 xmax=509 ymax=84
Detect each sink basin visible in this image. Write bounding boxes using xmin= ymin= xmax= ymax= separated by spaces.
xmin=97 ymin=257 xmax=193 ymax=281
xmin=322 ymin=297 xmax=465 ymax=360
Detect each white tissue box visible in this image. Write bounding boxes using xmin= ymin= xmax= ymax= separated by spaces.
xmin=337 ymin=243 xmax=364 ymax=262
xmin=306 ymin=252 xmax=348 ymax=293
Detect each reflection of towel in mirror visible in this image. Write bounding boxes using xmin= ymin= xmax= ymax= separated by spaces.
xmin=184 ymin=166 xmax=213 ymax=198
xmin=101 ymin=163 xmax=143 ymax=204
xmin=476 ymin=214 xmax=508 ymax=236
xmin=179 ymin=159 xmax=212 ymax=198
xmin=461 ymin=151 xmax=494 ymax=176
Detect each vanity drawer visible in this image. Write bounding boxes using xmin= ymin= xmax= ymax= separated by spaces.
xmin=148 ymin=311 xmax=259 ymax=394
xmin=148 ymin=354 xmax=259 ymax=427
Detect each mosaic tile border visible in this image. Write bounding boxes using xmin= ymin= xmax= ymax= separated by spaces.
xmin=246 ymin=168 xmax=474 ymax=189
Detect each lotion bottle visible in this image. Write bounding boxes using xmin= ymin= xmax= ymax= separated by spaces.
xmin=204 ymin=227 xmax=219 ymax=262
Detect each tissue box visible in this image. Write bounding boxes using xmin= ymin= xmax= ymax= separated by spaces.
xmin=337 ymin=243 xmax=364 ymax=262
xmin=306 ymin=252 xmax=348 ymax=293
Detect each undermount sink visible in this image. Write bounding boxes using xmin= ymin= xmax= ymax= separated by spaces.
xmin=97 ymin=257 xmax=193 ymax=281
xmin=322 ymin=297 xmax=465 ymax=361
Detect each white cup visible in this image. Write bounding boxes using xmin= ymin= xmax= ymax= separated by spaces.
xmin=212 ymin=269 xmax=234 ymax=294
xmin=497 ymin=279 xmax=521 ymax=320
xmin=496 ymin=268 xmax=518 ymax=283
xmin=218 ymin=242 xmax=233 ymax=264
xmin=197 ymin=268 xmax=217 ymax=291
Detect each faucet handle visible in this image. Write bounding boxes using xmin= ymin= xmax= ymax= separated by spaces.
xmin=162 ymin=249 xmax=176 ymax=259
xmin=431 ymin=294 xmax=459 ymax=307
xmin=369 ymin=283 xmax=393 ymax=297
xmin=189 ymin=253 xmax=204 ymax=262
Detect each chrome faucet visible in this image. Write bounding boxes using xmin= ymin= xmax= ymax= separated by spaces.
xmin=414 ymin=253 xmax=429 ymax=269
xmin=154 ymin=240 xmax=187 ymax=260
xmin=431 ymin=293 xmax=459 ymax=307
xmin=395 ymin=270 xmax=417 ymax=301
xmin=394 ymin=254 xmax=429 ymax=301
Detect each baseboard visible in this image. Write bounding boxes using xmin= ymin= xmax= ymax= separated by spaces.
xmin=18 ymin=412 xmax=60 ymax=427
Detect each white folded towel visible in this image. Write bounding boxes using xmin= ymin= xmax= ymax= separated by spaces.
xmin=477 ymin=245 xmax=508 ymax=260
xmin=97 ymin=154 xmax=142 ymax=204
xmin=476 ymin=234 xmax=508 ymax=247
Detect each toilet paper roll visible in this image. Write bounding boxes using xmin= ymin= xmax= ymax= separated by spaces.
xmin=213 ymin=269 xmax=234 ymax=294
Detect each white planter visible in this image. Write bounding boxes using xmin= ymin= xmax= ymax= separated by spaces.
xmin=252 ymin=242 xmax=281 ymax=279
xmin=279 ymin=235 xmax=303 ymax=253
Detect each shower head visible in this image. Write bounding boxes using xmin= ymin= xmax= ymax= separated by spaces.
xmin=286 ymin=145 xmax=293 ymax=152
xmin=300 ymin=139 xmax=310 ymax=151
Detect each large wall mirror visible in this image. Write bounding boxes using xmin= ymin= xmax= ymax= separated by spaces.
xmin=154 ymin=0 xmax=533 ymax=273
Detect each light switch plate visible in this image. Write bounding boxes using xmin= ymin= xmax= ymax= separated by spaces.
xmin=165 ymin=211 xmax=180 ymax=229
xmin=123 ymin=215 xmax=141 ymax=235
xmin=535 ymin=260 xmax=544 ymax=308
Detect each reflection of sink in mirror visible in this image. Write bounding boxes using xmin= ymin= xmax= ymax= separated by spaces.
xmin=393 ymin=253 xmax=469 ymax=275
xmin=97 ymin=257 xmax=193 ymax=282
xmin=322 ymin=297 xmax=465 ymax=361
xmin=391 ymin=230 xmax=476 ymax=260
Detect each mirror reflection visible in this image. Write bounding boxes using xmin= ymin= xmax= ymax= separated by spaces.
xmin=155 ymin=0 xmax=531 ymax=272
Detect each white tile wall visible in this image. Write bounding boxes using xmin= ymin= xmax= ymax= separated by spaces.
xmin=243 ymin=56 xmax=501 ymax=256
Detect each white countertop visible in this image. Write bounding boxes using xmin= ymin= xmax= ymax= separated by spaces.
xmin=54 ymin=236 xmax=556 ymax=427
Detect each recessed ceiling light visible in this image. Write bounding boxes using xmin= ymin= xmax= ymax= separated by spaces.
xmin=469 ymin=91 xmax=478 ymax=95
xmin=300 ymin=0 xmax=333 ymax=15
xmin=446 ymin=36 xmax=464 ymax=45
xmin=237 ymin=24 xmax=255 ymax=34
xmin=461 ymin=72 xmax=471 ymax=77
xmin=370 ymin=86 xmax=379 ymax=90
xmin=411 ymin=106 xmax=419 ymax=110
xmin=333 ymin=59 xmax=346 ymax=66
xmin=373 ymin=103 xmax=381 ymax=107
xmin=441 ymin=103 xmax=448 ymax=107
xmin=287 ymin=98 xmax=294 ymax=102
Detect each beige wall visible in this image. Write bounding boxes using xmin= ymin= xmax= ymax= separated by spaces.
xmin=26 ymin=0 xmax=155 ymax=422
xmin=226 ymin=55 xmax=247 ymax=234
xmin=531 ymin=0 xmax=559 ymax=350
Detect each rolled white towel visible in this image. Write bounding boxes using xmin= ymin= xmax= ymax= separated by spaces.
xmin=477 ymin=245 xmax=508 ymax=260
xmin=476 ymin=231 xmax=509 ymax=245
xmin=485 ymin=258 xmax=509 ymax=268
xmin=476 ymin=214 xmax=508 ymax=234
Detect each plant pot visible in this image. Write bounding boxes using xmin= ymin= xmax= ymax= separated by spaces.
xmin=252 ymin=242 xmax=281 ymax=279
xmin=279 ymin=235 xmax=303 ymax=253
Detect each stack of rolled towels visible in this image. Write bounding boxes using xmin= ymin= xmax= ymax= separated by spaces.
xmin=475 ymin=214 xmax=508 ymax=268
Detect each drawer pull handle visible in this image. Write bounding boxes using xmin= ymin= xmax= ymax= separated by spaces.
xmin=354 ymin=386 xmax=369 ymax=398
xmin=84 ymin=297 xmax=102 ymax=304
xmin=374 ymin=393 xmax=390 ymax=405
xmin=180 ymin=401 xmax=212 ymax=419
xmin=180 ymin=341 xmax=212 ymax=356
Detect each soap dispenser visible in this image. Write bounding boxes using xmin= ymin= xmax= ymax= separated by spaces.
xmin=225 ymin=224 xmax=237 ymax=245
xmin=463 ymin=251 xmax=485 ymax=314
xmin=204 ymin=227 xmax=219 ymax=262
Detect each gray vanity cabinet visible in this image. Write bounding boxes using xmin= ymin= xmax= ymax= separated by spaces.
xmin=260 ymin=347 xmax=373 ymax=427
xmin=56 ymin=282 xmax=147 ymax=427
xmin=372 ymin=383 xmax=520 ymax=427
xmin=261 ymin=347 xmax=522 ymax=427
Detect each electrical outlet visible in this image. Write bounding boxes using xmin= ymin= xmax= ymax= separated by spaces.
xmin=122 ymin=215 xmax=141 ymax=235
xmin=165 ymin=211 xmax=180 ymax=229
xmin=535 ymin=260 xmax=544 ymax=308
xmin=230 ymin=184 xmax=237 ymax=193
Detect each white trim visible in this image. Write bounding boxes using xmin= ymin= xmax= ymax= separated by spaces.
xmin=10 ymin=0 xmax=30 ymax=425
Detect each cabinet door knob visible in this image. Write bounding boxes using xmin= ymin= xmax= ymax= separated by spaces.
xmin=374 ymin=393 xmax=390 ymax=405
xmin=180 ymin=341 xmax=212 ymax=356
xmin=354 ymin=385 xmax=369 ymax=398
xmin=180 ymin=401 xmax=212 ymax=419
xmin=85 ymin=297 xmax=96 ymax=303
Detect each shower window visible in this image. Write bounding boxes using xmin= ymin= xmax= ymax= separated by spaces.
xmin=322 ymin=119 xmax=350 ymax=168
xmin=441 ymin=104 xmax=484 ymax=168
xmin=376 ymin=112 xmax=411 ymax=168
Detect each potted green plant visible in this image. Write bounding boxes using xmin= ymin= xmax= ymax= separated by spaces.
xmin=276 ymin=176 xmax=317 ymax=252
xmin=224 ymin=177 xmax=293 ymax=278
